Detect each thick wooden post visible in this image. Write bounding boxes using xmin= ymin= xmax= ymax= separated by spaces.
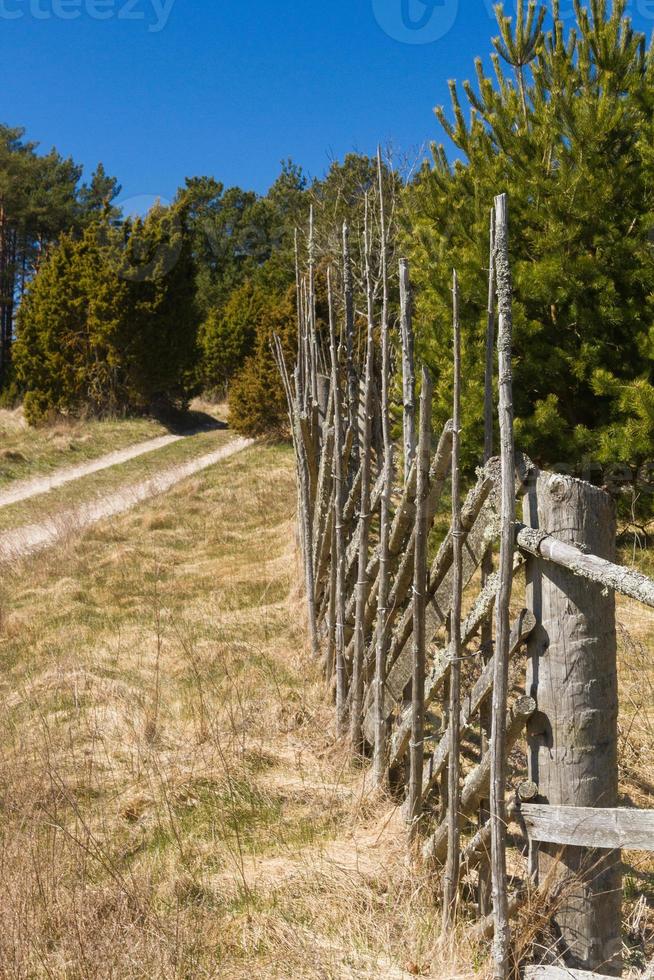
xmin=524 ymin=470 xmax=622 ymax=976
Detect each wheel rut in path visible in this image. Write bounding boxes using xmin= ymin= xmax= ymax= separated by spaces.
xmin=0 ymin=437 xmax=252 ymax=563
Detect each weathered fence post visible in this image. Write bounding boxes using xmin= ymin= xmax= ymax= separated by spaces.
xmin=523 ymin=471 xmax=622 ymax=976
xmin=478 ymin=206 xmax=496 ymax=918
xmin=373 ymin=146 xmax=393 ymax=784
xmin=442 ymin=269 xmax=463 ymax=931
xmin=490 ymin=191 xmax=515 ymax=980
xmin=399 ymin=257 xmax=416 ymax=483
xmin=408 ymin=366 xmax=432 ymax=838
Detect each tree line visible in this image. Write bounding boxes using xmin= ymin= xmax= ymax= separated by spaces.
xmin=6 ymin=0 xmax=654 ymax=490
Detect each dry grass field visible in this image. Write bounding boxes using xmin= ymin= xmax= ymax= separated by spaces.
xmin=0 ymin=442 xmax=479 ymax=979
xmin=0 ymin=436 xmax=651 ymax=977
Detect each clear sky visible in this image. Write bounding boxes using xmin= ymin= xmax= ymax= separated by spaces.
xmin=5 ymin=0 xmax=654 ymax=209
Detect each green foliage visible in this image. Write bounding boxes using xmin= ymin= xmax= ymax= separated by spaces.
xmin=0 ymin=126 xmax=122 ymax=378
xmin=14 ymin=206 xmax=198 ymax=423
xmin=404 ymin=0 xmax=654 ymax=474
xmin=198 ymin=282 xmax=262 ymax=396
xmin=228 ymin=288 xmax=296 ymax=439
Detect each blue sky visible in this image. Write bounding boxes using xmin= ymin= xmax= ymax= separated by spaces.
xmin=5 ymin=0 xmax=654 ymax=208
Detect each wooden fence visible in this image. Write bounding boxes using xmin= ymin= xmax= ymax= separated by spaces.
xmin=273 ymin=178 xmax=654 ymax=980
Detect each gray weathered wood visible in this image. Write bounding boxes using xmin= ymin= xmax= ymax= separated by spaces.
xmin=490 ymin=192 xmax=515 ymax=980
xmin=356 ymin=422 xmax=453 ymax=704
xmin=472 ymin=890 xmax=527 ymax=941
xmin=343 ymin=468 xmax=385 ymax=590
xmin=443 ymin=270 xmax=462 ymax=929
xmin=479 ymin=205 xmax=496 ymax=918
xmin=408 ymin=366 xmax=432 ymax=837
xmin=308 ymin=205 xmax=319 ymax=406
xmin=373 ymin=147 xmax=394 ymax=784
xmin=399 ymin=257 xmax=417 ymax=483
xmin=524 ymin=968 xmax=618 ymax=980
xmin=516 ymin=521 xmax=654 ymax=609
xmin=423 ymin=696 xmax=536 ymax=865
xmin=350 ymin=194 xmax=375 ymax=755
xmin=462 ymin=801 xmax=519 ymax=873
xmin=388 ymin=571 xmax=503 ymax=770
xmin=343 ymin=463 xmax=362 ymax=527
xmin=368 ymin=489 xmax=497 ymax=738
xmin=342 ymin=221 xmax=359 ymax=472
xmin=312 ymin=426 xmax=334 ymax=578
xmin=524 ymin=472 xmax=622 ymax=976
xmin=327 ymin=269 xmax=348 ymax=733
xmin=521 ymin=805 xmax=654 ymax=852
xmin=523 ymin=469 xmax=622 ymax=976
xmin=423 ymin=610 xmax=536 ymax=800
xmin=285 ymin=360 xmax=319 ymax=658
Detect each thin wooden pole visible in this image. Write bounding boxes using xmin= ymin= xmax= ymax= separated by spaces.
xmin=399 ymin=257 xmax=417 ymax=483
xmin=442 ymin=270 xmax=463 ymax=930
xmin=342 ymin=222 xmax=359 ymax=473
xmin=308 ymin=205 xmax=318 ymax=406
xmin=327 ymin=268 xmax=349 ymax=734
xmin=484 ymin=209 xmax=496 ymax=466
xmin=350 ymin=195 xmax=375 ymax=755
xmin=490 ymin=192 xmax=516 ymax=980
xmin=479 ymin=206 xmax=497 ymax=917
xmin=408 ymin=366 xmax=432 ymax=838
xmin=290 ymin=362 xmax=320 ymax=658
xmin=294 ymin=228 xmax=306 ymax=408
xmin=373 ymin=146 xmax=393 ymax=785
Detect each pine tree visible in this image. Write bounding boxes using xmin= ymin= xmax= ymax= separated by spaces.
xmin=405 ymin=0 xmax=654 ymax=476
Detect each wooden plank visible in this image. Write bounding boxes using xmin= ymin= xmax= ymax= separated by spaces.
xmin=521 ymin=804 xmax=654 ymax=852
xmin=524 ymin=967 xmax=617 ymax=980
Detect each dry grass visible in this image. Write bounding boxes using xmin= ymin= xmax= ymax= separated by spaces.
xmin=0 ymin=427 xmax=234 ymax=533
xmin=0 ymin=407 xmax=171 ymax=487
xmin=0 ymin=443 xmax=488 ymax=979
xmin=1 ymin=440 xmax=652 ymax=977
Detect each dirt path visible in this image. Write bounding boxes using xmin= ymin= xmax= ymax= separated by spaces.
xmin=0 ymin=432 xmax=188 ymax=509
xmin=0 ymin=435 xmax=251 ymax=562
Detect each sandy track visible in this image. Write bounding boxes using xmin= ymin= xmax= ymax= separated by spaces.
xmin=0 ymin=433 xmax=187 ymax=509
xmin=0 ymin=436 xmax=252 ymax=562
